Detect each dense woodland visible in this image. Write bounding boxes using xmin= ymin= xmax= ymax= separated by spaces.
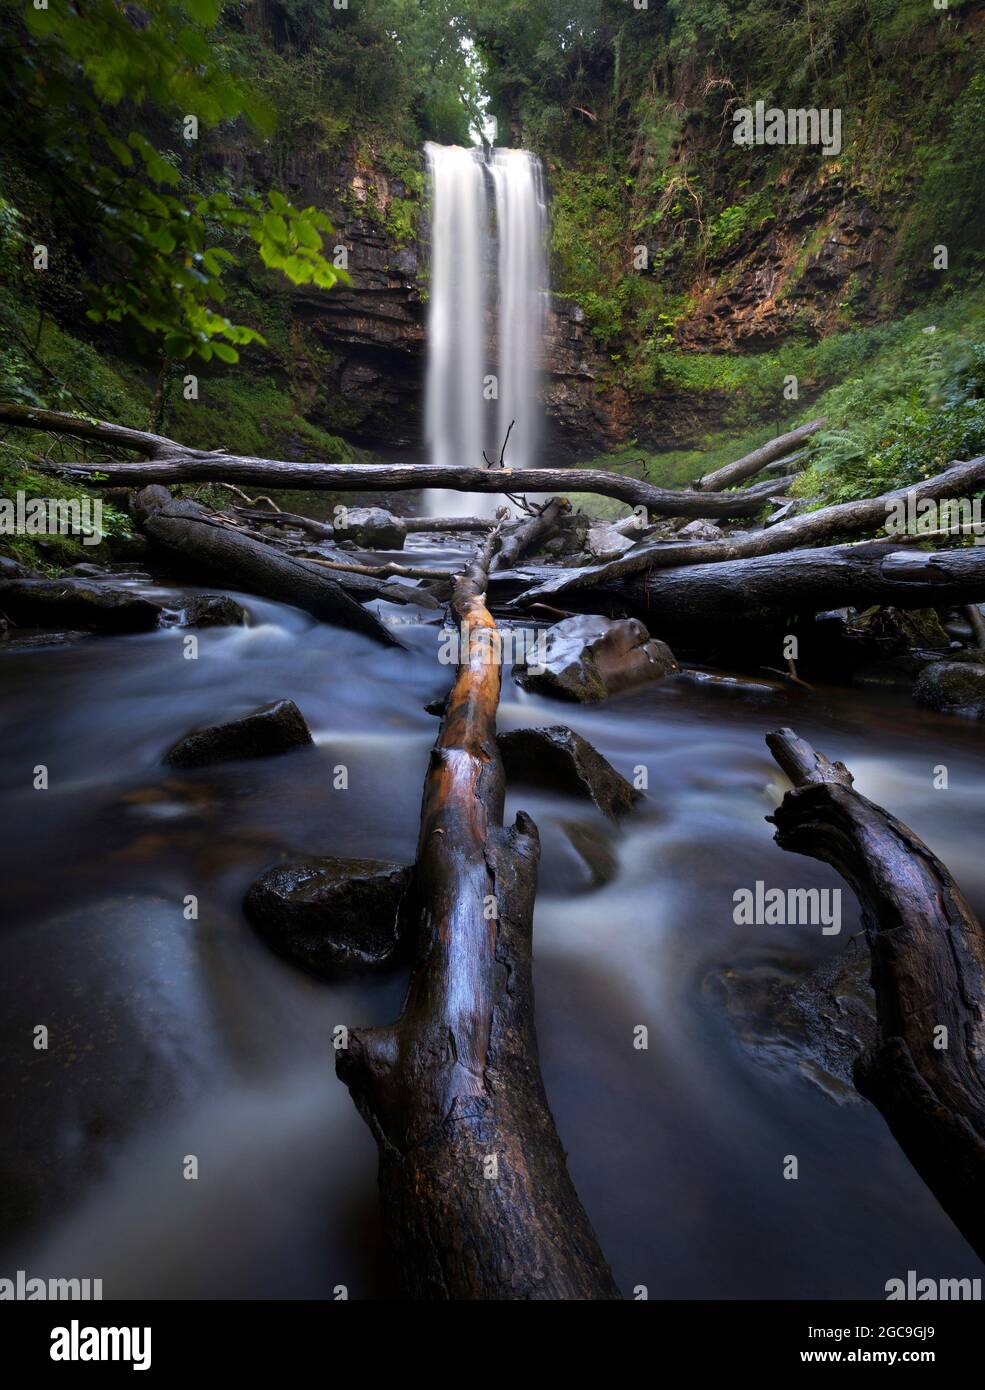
xmin=3 ymin=0 xmax=985 ymax=559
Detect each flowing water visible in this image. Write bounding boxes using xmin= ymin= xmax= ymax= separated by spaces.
xmin=2 ymin=556 xmax=984 ymax=1299
xmin=424 ymin=143 xmax=547 ymax=519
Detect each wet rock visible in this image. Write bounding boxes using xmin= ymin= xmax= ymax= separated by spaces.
xmin=338 ymin=507 xmax=405 ymax=550
xmin=0 ymin=578 xmax=161 ymax=632
xmin=584 ymin=523 xmax=635 ymax=561
xmin=0 ymin=629 xmax=91 ymax=650
xmin=163 ymin=699 xmax=313 ymax=768
xmin=514 ymin=614 xmax=678 ymax=702
xmin=677 ymin=519 xmax=723 ymax=542
xmin=559 ymin=819 xmax=619 ymax=889
xmin=244 ymin=856 xmax=412 ymax=977
xmin=0 ymin=554 xmax=29 ymax=578
xmin=716 ymin=945 xmax=876 ymax=1103
xmin=498 ymin=725 xmax=641 ymax=819
xmin=179 ymin=594 xmax=250 ymax=628
xmin=913 ymin=661 xmax=985 ymax=718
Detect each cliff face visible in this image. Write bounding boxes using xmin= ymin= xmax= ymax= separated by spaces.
xmin=267 ymin=151 xmax=621 ymax=457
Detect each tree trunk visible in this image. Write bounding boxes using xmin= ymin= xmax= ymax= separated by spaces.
xmin=766 ymin=728 xmax=985 ymax=1264
xmin=5 ymin=401 xmax=792 ymax=522
xmin=336 ymin=529 xmax=621 ymax=1300
xmin=495 ymin=542 xmax=985 ymax=642
xmin=693 ymin=419 xmax=824 ymax=492
xmin=493 ymin=497 xmax=569 ymax=571
xmin=132 ymin=487 xmax=401 ymax=643
xmin=511 ymin=454 xmax=985 ymax=605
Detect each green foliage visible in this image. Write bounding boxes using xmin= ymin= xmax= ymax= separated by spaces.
xmin=2 ymin=1 xmax=345 ymax=364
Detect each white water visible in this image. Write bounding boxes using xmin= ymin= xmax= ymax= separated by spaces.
xmin=490 ymin=148 xmax=548 ymax=475
xmin=424 ymin=142 xmax=547 ymax=518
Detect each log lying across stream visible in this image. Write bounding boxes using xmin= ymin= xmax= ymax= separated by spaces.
xmin=336 ymin=528 xmax=620 ymax=1300
xmin=494 ymin=542 xmax=985 ymax=639
xmin=7 ymin=402 xmax=792 ymax=521
xmin=132 ymin=485 xmax=401 ymax=644
xmin=767 ymin=729 xmax=985 ymax=1264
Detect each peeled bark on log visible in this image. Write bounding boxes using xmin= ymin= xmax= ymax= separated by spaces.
xmin=766 ymin=728 xmax=985 ymax=1264
xmin=511 ymin=454 xmax=985 ymax=606
xmin=693 ymin=419 xmax=825 ymax=492
xmin=496 ymin=543 xmax=985 ymax=638
xmin=131 ymin=487 xmax=400 ymax=644
xmin=336 ymin=529 xmax=620 ymax=1300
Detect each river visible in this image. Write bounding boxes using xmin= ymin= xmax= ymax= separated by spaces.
xmin=1 ymin=539 xmax=983 ymax=1299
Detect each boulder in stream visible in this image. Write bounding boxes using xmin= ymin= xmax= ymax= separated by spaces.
xmin=163 ymin=698 xmax=313 ymax=768
xmin=498 ymin=725 xmax=641 ymax=819
xmin=338 ymin=507 xmax=406 ymax=550
xmin=179 ymin=594 xmax=250 ymax=628
xmin=0 ymin=577 xmax=161 ymax=632
xmin=513 ymin=614 xmax=678 ymax=702
xmin=913 ymin=660 xmax=985 ymax=718
xmin=244 ymin=856 xmax=412 ymax=976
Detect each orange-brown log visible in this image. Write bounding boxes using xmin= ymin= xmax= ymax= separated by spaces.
xmin=337 ymin=529 xmax=620 ymax=1300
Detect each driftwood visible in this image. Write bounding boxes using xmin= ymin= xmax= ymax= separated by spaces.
xmin=511 ymin=453 xmax=985 ymax=606
xmin=4 ymin=402 xmax=800 ymax=521
xmin=336 ymin=527 xmax=620 ymax=1300
xmin=493 ymin=497 xmax=569 ymax=571
xmin=495 ymin=542 xmax=985 ymax=639
xmin=693 ymin=419 xmax=824 ymax=492
xmin=131 ymin=487 xmax=402 ymax=642
xmin=766 ymin=728 xmax=985 ymax=1264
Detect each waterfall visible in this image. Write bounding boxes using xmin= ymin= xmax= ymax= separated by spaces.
xmin=489 ymin=148 xmax=547 ymax=477
xmin=423 ymin=141 xmax=547 ymax=519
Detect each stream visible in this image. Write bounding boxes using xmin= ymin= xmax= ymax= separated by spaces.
xmin=2 ymin=537 xmax=984 ymax=1300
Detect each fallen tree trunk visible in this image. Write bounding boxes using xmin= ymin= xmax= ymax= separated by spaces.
xmin=493 ymin=497 xmax=569 ymax=571
xmin=511 ymin=454 xmax=985 ymax=605
xmin=496 ymin=542 xmax=985 ymax=638
xmin=766 ymin=728 xmax=985 ymax=1264
xmin=336 ymin=528 xmax=620 ymax=1300
xmin=48 ymin=451 xmax=789 ymax=519
xmin=6 ymin=401 xmax=793 ymax=521
xmin=131 ymin=487 xmax=403 ymax=642
xmin=693 ymin=419 xmax=824 ymax=492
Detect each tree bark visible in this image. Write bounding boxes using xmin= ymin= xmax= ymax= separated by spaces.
xmin=693 ymin=419 xmax=824 ymax=492
xmin=766 ymin=728 xmax=985 ymax=1264
xmin=493 ymin=497 xmax=569 ymax=571
xmin=496 ymin=542 xmax=985 ymax=638
xmin=6 ymin=401 xmax=791 ymax=521
xmin=510 ymin=454 xmax=985 ymax=605
xmin=131 ymin=487 xmax=402 ymax=643
xmin=336 ymin=529 xmax=621 ymax=1300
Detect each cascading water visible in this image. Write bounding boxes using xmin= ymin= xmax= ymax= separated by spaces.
xmin=489 ymin=148 xmax=548 ymax=475
xmin=424 ymin=141 xmax=547 ymax=518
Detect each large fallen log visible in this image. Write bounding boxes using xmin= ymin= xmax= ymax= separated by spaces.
xmin=766 ymin=728 xmax=985 ymax=1264
xmin=511 ymin=454 xmax=985 ymax=605
xmin=693 ymin=419 xmax=824 ymax=492
xmin=131 ymin=487 xmax=402 ymax=643
xmin=495 ymin=542 xmax=985 ymax=640
xmin=335 ymin=528 xmax=620 ymax=1300
xmin=4 ymin=402 xmax=793 ymax=521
